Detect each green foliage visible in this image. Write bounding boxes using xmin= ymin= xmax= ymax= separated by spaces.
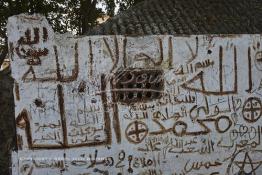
xmin=117 ymin=0 xmax=143 ymax=12
xmin=0 ymin=0 xmax=143 ymax=65
xmin=0 ymin=1 xmax=143 ymax=175
xmin=0 ymin=0 xmax=142 ymax=44
xmin=0 ymin=0 xmax=118 ymax=65
xmin=0 ymin=0 xmax=69 ymax=63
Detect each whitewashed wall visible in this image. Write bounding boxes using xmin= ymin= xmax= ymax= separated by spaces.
xmin=7 ymin=14 xmax=262 ymax=175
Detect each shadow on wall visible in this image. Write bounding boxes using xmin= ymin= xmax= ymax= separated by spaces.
xmin=0 ymin=69 xmax=15 ymax=175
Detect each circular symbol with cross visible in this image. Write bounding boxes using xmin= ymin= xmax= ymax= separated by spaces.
xmin=125 ymin=121 xmax=148 ymax=144
xmin=242 ymin=97 xmax=262 ymax=123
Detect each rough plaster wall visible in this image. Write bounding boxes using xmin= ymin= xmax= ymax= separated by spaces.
xmin=7 ymin=14 xmax=262 ymax=175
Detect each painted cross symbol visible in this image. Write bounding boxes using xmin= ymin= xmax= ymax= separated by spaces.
xmin=125 ymin=121 xmax=148 ymax=144
xmin=242 ymin=97 xmax=262 ymax=123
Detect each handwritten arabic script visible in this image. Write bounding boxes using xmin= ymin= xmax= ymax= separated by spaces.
xmin=8 ymin=14 xmax=262 ymax=175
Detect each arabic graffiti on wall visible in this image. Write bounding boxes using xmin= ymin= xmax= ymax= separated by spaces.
xmin=7 ymin=14 xmax=262 ymax=175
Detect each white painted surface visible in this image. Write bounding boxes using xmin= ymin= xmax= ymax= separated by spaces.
xmin=7 ymin=14 xmax=262 ymax=175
